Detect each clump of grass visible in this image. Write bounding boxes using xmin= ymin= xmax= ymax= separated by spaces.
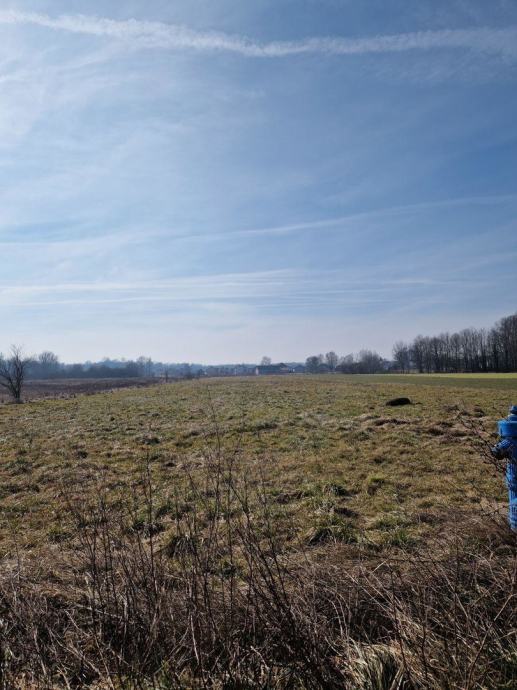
xmin=380 ymin=527 xmax=415 ymax=547
xmin=325 ymin=481 xmax=352 ymax=497
xmin=46 ymin=525 xmax=71 ymax=543
xmin=306 ymin=518 xmax=358 ymax=546
xmin=372 ymin=512 xmax=411 ymax=532
xmin=6 ymin=457 xmax=32 ymax=475
xmin=365 ymin=474 xmax=387 ymax=495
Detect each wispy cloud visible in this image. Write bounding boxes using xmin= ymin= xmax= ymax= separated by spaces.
xmin=0 ymin=268 xmax=474 ymax=312
xmin=166 ymin=193 xmax=517 ymax=241
xmin=1 ymin=10 xmax=516 ymax=60
xmin=0 ymin=5 xmax=515 ymax=361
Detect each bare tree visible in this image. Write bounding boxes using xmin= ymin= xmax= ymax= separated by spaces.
xmin=182 ymin=363 xmax=193 ymax=379
xmin=356 ymin=349 xmax=384 ymax=374
xmin=137 ymin=356 xmax=153 ymax=377
xmin=0 ymin=346 xmax=31 ymax=404
xmin=392 ymin=341 xmax=411 ymax=373
xmin=337 ymin=354 xmax=354 ymax=373
xmin=325 ymin=351 xmax=339 ymax=371
xmin=37 ymin=351 xmax=60 ymax=378
xmin=305 ymin=355 xmax=321 ymax=373
xmin=260 ymin=356 xmax=272 ymax=366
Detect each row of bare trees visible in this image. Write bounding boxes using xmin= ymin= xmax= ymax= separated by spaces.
xmin=393 ymin=312 xmax=517 ymax=373
xmin=305 ymin=350 xmax=385 ymax=374
xmin=0 ymin=348 xmax=161 ymax=403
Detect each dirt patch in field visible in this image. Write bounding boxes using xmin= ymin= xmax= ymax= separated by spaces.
xmin=0 ymin=377 xmax=160 ymax=403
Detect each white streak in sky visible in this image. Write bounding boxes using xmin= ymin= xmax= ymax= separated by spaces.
xmin=0 ymin=10 xmax=516 ymax=60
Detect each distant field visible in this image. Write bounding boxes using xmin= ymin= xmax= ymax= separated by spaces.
xmin=14 ymin=376 xmax=160 ymax=402
xmin=0 ymin=374 xmax=510 ymax=555
xmin=338 ymin=372 xmax=517 ymax=390
xmin=0 ymin=377 xmax=160 ymax=404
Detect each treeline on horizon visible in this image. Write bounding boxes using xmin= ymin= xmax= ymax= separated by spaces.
xmin=304 ymin=312 xmax=517 ymax=375
xmin=11 ymin=310 xmax=517 ymax=380
xmin=391 ymin=311 xmax=517 ymax=374
xmin=24 ymin=355 xmax=199 ymax=381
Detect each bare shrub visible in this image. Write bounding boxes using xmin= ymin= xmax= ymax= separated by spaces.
xmin=0 ymin=441 xmax=515 ymax=689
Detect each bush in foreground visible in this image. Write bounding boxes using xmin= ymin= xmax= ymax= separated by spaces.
xmin=0 ymin=447 xmax=515 ymax=689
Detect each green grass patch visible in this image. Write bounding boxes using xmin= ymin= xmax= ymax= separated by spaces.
xmin=0 ymin=375 xmax=508 ymax=555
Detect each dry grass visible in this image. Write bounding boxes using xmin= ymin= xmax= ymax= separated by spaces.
xmin=0 ymin=375 xmax=510 ymax=554
xmin=0 ymin=446 xmax=515 ymax=689
xmin=338 ymin=373 xmax=517 ymax=390
xmin=0 ymin=375 xmax=515 ymax=688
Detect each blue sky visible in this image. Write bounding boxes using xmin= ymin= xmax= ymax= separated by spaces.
xmin=0 ymin=1 xmax=516 ymax=363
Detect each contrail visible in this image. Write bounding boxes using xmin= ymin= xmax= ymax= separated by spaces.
xmin=0 ymin=10 xmax=516 ymax=59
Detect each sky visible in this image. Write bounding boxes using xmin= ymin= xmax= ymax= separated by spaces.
xmin=0 ymin=1 xmax=516 ymax=364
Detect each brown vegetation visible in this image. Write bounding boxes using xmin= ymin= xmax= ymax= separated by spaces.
xmin=0 ymin=377 xmax=515 ymax=688
xmin=0 ymin=440 xmax=516 ymax=688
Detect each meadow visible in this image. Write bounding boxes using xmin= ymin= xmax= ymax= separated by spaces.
xmin=0 ymin=374 xmax=515 ymax=688
xmin=0 ymin=373 xmax=513 ymax=552
xmin=339 ymin=372 xmax=517 ymax=390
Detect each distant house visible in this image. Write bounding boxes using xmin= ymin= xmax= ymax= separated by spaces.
xmin=255 ymin=363 xmax=293 ymax=376
xmin=232 ymin=365 xmax=255 ymax=376
xmin=291 ymin=364 xmax=306 ymax=374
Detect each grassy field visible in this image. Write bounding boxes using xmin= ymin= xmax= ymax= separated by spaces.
xmin=0 ymin=373 xmax=512 ymax=555
xmin=339 ymin=372 xmax=517 ymax=390
xmin=1 ymin=374 xmax=515 ymax=688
